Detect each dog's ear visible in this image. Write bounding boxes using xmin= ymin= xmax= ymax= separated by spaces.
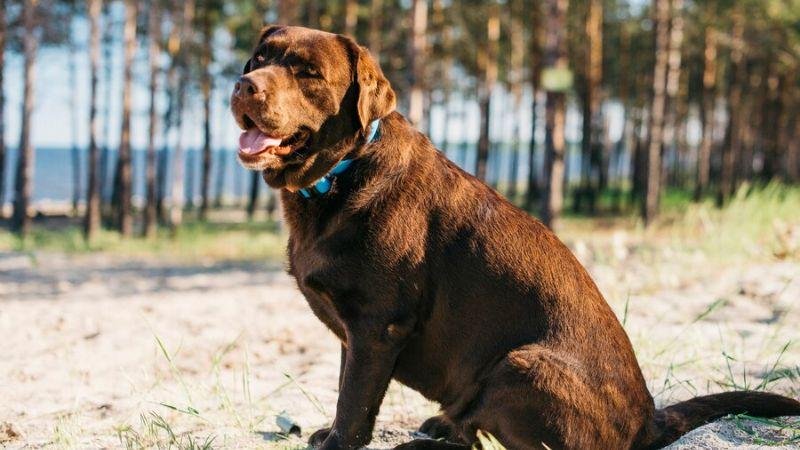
xmin=339 ymin=36 xmax=396 ymax=130
xmin=355 ymin=48 xmax=396 ymax=130
xmin=258 ymin=24 xmax=284 ymax=43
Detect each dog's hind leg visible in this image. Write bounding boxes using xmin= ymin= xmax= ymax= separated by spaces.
xmin=393 ymin=439 xmax=470 ymax=450
xmin=452 ymin=344 xmax=651 ymax=450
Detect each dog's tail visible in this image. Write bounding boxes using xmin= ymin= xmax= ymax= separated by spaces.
xmin=640 ymin=391 xmax=800 ymax=449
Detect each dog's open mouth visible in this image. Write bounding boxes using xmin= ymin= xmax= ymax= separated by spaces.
xmin=238 ymin=114 xmax=308 ymax=158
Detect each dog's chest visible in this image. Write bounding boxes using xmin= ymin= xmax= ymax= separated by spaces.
xmin=286 ymin=223 xmax=365 ymax=343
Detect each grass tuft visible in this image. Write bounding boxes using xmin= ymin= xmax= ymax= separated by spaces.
xmin=115 ymin=412 xmax=216 ymax=450
xmin=666 ymin=182 xmax=800 ymax=261
xmin=557 ymin=183 xmax=800 ymax=264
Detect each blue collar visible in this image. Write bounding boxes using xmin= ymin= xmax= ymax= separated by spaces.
xmin=298 ymin=119 xmax=381 ymax=199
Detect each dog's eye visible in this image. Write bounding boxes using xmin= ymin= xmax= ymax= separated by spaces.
xmin=255 ymin=55 xmax=266 ymax=64
xmin=297 ymin=65 xmax=320 ymax=78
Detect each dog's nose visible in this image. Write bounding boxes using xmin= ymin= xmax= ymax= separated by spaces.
xmin=235 ymin=75 xmax=265 ymax=98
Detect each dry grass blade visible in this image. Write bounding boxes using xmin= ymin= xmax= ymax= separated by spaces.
xmin=474 ymin=430 xmax=508 ymax=450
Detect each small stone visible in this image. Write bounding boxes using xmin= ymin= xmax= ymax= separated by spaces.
xmin=0 ymin=422 xmax=21 ymax=443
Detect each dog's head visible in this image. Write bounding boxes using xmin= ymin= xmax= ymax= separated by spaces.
xmin=231 ymin=25 xmax=396 ymax=190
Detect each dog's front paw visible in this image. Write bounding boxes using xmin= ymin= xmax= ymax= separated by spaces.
xmin=310 ymin=428 xmax=369 ymax=450
xmin=309 ymin=427 xmax=332 ymax=448
xmin=419 ymin=415 xmax=462 ymax=442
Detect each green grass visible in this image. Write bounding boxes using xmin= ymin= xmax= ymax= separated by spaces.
xmin=557 ymin=182 xmax=800 ymax=263
xmin=728 ymin=414 xmax=800 ymax=446
xmin=666 ymin=182 xmax=800 ymax=260
xmin=0 ymin=220 xmax=287 ymax=263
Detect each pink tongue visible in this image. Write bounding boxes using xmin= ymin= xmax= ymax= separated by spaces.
xmin=238 ymin=129 xmax=282 ymax=154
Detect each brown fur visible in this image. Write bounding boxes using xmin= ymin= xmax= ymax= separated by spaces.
xmin=230 ymin=26 xmax=800 ymax=450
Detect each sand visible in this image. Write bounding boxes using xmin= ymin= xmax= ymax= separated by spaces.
xmin=1 ymin=237 xmax=798 ymax=449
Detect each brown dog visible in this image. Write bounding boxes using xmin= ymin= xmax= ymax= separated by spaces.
xmin=230 ymin=25 xmax=800 ymax=450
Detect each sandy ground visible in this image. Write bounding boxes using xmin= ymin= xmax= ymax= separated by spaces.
xmin=1 ymin=234 xmax=799 ymax=449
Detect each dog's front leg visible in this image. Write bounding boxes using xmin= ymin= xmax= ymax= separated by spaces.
xmin=311 ymin=326 xmax=404 ymax=450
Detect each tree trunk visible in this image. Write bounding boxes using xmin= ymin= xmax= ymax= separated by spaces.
xmin=265 ymin=188 xmax=277 ymax=221
xmin=761 ymin=60 xmax=782 ymax=181
xmin=158 ymin=3 xmax=184 ymax=223
xmin=526 ymin=90 xmax=543 ymax=210
xmin=156 ymin=141 xmax=168 ymax=220
xmin=717 ymin=10 xmax=744 ymax=206
xmin=475 ymin=2 xmax=499 ymax=182
xmin=84 ymin=0 xmax=102 ymax=242
xmin=113 ymin=0 xmax=138 ymax=237
xmin=695 ymin=24 xmax=716 ymax=201
xmin=579 ymin=0 xmax=603 ymax=213
xmin=407 ymin=0 xmax=427 ymax=129
xmin=144 ymin=0 xmax=161 ymax=238
xmin=69 ymin=40 xmax=81 ymax=216
xmin=214 ymin=150 xmax=226 ymax=207
xmin=779 ymin=74 xmax=798 ymax=182
xmin=774 ymin=73 xmax=791 ymax=181
xmin=278 ymin=0 xmax=298 ymax=25
xmin=247 ymin=171 xmax=260 ymax=220
xmin=614 ymin=21 xmax=631 ymax=211
xmin=739 ymin=85 xmax=757 ymax=182
xmin=305 ymin=1 xmax=320 ymax=28
xmin=673 ymin=88 xmax=689 ymax=188
xmin=786 ymin=103 xmax=800 ymax=182
xmin=100 ymin=9 xmax=113 ymax=211
xmin=12 ymin=0 xmax=38 ymax=236
xmin=616 ymin=113 xmax=634 ymax=211
xmin=185 ymin=151 xmax=195 ymax=210
xmin=0 ymin=0 xmax=6 ymax=218
xmin=540 ymin=0 xmax=568 ymax=230
xmin=168 ymin=0 xmax=195 ymax=230
xmin=642 ymin=0 xmax=670 ymax=226
xmin=506 ymin=0 xmax=524 ymax=202
xmin=170 ymin=108 xmax=186 ymax=228
xmin=630 ymin=111 xmax=646 ymax=205
xmin=660 ymin=0 xmax=684 ymax=190
xmin=431 ymin=0 xmax=450 ymax=152
xmin=199 ymin=10 xmax=213 ymax=221
xmin=170 ymin=83 xmax=188 ymax=228
xmin=525 ymin=5 xmax=544 ymax=210
xmin=344 ymin=0 xmax=358 ymax=36
xmin=368 ymin=0 xmax=382 ymax=56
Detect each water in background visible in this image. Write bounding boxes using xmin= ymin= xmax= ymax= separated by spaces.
xmin=1 ymin=147 xmax=254 ymax=207
xmin=1 ymin=143 xmax=623 ymax=207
